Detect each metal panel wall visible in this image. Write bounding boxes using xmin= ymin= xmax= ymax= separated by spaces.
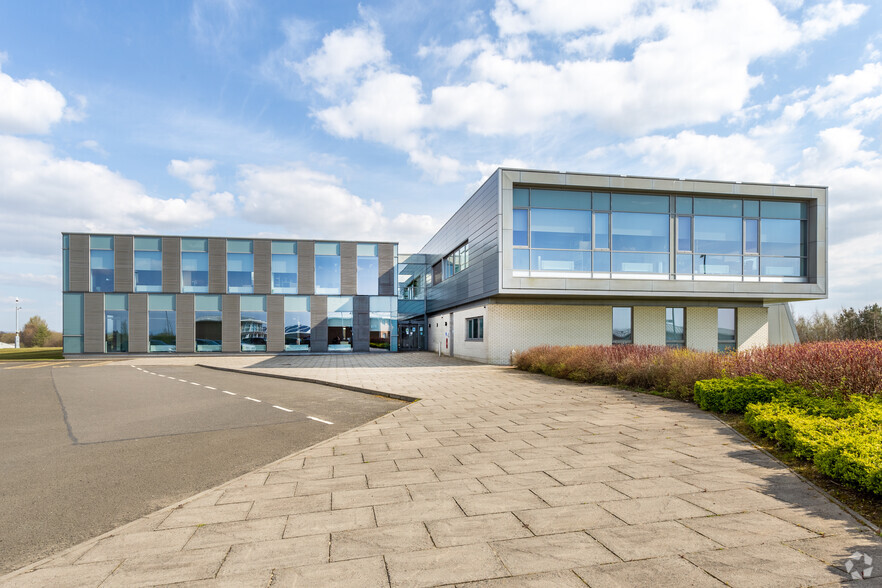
xmin=162 ymin=237 xmax=181 ymax=293
xmin=222 ymin=294 xmax=240 ymax=352
xmin=298 ymin=241 xmax=315 ymax=295
xmin=114 ymin=235 xmax=133 ymax=292
xmin=176 ymin=294 xmax=195 ymax=353
xmin=254 ymin=239 xmax=272 ymax=294
xmin=129 ymin=293 xmax=148 ymax=353
xmin=209 ymin=238 xmax=226 ymax=294
xmin=378 ymin=243 xmax=395 ymax=296
xmin=267 ymin=295 xmax=285 ymax=352
xmin=352 ymin=295 xmax=370 ymax=352
xmin=310 ymin=295 xmax=328 ymax=352
xmin=69 ymin=234 xmax=89 ymax=292
xmin=341 ymin=242 xmax=357 ymax=295
xmin=83 ymin=293 xmax=104 ymax=353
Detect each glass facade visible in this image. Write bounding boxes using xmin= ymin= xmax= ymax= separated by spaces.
xmin=148 ymin=294 xmax=176 ymax=352
xmin=63 ymin=292 xmax=83 ymax=353
xmin=271 ymin=241 xmax=298 ymax=294
xmin=441 ymin=242 xmax=469 ymax=280
xmin=513 ymin=189 xmax=809 ymax=280
xmin=612 ymin=307 xmax=632 ymax=345
xmin=718 ymin=308 xmax=736 ymax=353
xmin=327 ymin=296 xmax=352 ymax=351
xmin=666 ymin=308 xmax=685 ymax=348
xmin=315 ymin=242 xmax=341 ymax=295
xmin=227 ymin=240 xmax=254 ymax=294
xmin=284 ymin=296 xmax=310 ymax=351
xmin=134 ymin=237 xmax=162 ymax=293
xmin=182 ymin=238 xmax=209 ymax=293
xmin=370 ymin=296 xmax=397 ymax=351
xmin=105 ymin=293 xmax=128 ymax=352
xmin=240 ymin=295 xmax=266 ymax=352
xmin=195 ymin=295 xmax=222 ymax=352
xmin=357 ymin=243 xmax=379 ymax=295
xmin=90 ymin=235 xmax=114 ymax=292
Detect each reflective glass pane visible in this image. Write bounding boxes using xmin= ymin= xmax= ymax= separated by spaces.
xmin=676 ymin=197 xmax=692 ymax=214
xmin=315 ymin=242 xmax=340 ymax=256
xmin=357 ymin=256 xmax=379 ymax=295
xmin=594 ymin=213 xmax=609 ymax=249
xmin=666 ymin=308 xmax=685 ymax=347
xmin=677 ymin=216 xmax=692 ymax=251
xmin=63 ymin=293 xmax=84 ymax=336
xmin=593 ymin=251 xmax=610 ymax=272
xmin=90 ymin=249 xmax=114 ymax=292
xmin=762 ymin=200 xmax=806 ymax=219
xmin=531 ymin=249 xmax=591 ymax=272
xmin=761 ymin=257 xmax=804 ymax=277
xmin=149 ymin=310 xmax=176 ymax=352
xmin=612 ymin=307 xmax=632 ymax=344
xmin=327 ymin=296 xmax=353 ymax=351
xmin=105 ymin=310 xmax=128 ymax=352
xmin=611 ymin=194 xmax=669 ymax=213
xmin=315 ymin=255 xmax=341 ymax=294
xmin=760 ymin=219 xmax=804 ymax=256
xmin=530 ymin=209 xmax=590 ymax=250
xmin=227 ymin=240 xmax=252 ymax=253
xmin=718 ymin=308 xmax=736 ymax=352
xmin=272 ymin=241 xmax=296 ymax=255
xmin=530 ymin=189 xmax=590 ymax=209
xmin=694 ymin=198 xmax=741 ymax=217
xmin=134 ymin=251 xmax=162 ymax=292
xmin=327 ymin=296 xmax=353 ymax=313
xmin=240 ymin=295 xmax=266 ymax=312
xmin=513 ymin=248 xmax=530 ymax=270
xmin=357 ymin=243 xmax=378 ymax=257
xmin=182 ymin=251 xmax=209 ymax=292
xmin=241 ymin=311 xmax=267 ymax=351
xmin=272 ymin=254 xmax=298 ymax=293
xmin=134 ymin=237 xmax=161 ymax=251
xmin=677 ymin=254 xmax=693 ymax=274
xmin=743 ymin=200 xmax=759 ymax=217
xmin=694 ymin=216 xmax=741 ymax=254
xmin=227 ymin=253 xmax=254 ymax=293
xmin=612 ymin=252 xmax=669 ymax=273
xmin=744 ymin=219 xmax=758 ymax=254
xmin=695 ymin=255 xmax=741 ymax=275
xmin=513 ymin=209 xmax=528 ymax=247
xmin=285 ymin=311 xmax=310 ymax=351
xmin=743 ymin=256 xmax=759 ymax=275
xmin=513 ymin=188 xmax=529 ymax=207
xmin=91 ymin=235 xmax=113 ymax=249
xmin=181 ymin=238 xmax=207 ymax=252
xmin=195 ymin=310 xmax=222 ymax=351
xmin=611 ymin=212 xmax=669 ymax=252
xmin=593 ymin=193 xmax=610 ymax=210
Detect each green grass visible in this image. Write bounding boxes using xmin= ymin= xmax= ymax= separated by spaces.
xmin=0 ymin=347 xmax=64 ymax=361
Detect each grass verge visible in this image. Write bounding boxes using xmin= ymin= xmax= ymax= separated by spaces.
xmin=0 ymin=347 xmax=64 ymax=361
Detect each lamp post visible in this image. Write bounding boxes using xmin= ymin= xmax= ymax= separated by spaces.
xmin=14 ymin=297 xmax=22 ymax=349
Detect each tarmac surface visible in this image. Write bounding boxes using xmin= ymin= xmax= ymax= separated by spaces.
xmin=0 ymin=360 xmax=404 ymax=574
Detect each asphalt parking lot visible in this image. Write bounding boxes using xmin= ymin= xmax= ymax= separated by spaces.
xmin=0 ymin=360 xmax=406 ymax=574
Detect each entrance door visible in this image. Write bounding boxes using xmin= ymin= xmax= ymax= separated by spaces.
xmin=397 ymin=322 xmax=425 ymax=351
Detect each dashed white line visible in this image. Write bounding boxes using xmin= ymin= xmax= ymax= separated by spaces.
xmin=178 ymin=379 xmax=188 ymax=383
xmin=244 ymin=396 xmax=261 ymax=403
xmin=222 ymin=391 xmax=236 ymax=395
xmin=307 ymin=416 xmax=334 ymax=425
xmin=204 ymin=386 xmax=216 ymax=390
xmin=190 ymin=382 xmax=200 ymax=386
xmin=273 ymin=405 xmax=293 ymax=413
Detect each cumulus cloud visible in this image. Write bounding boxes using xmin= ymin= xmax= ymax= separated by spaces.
xmin=168 ymin=158 xmax=218 ymax=192
xmin=800 ymin=0 xmax=867 ymax=41
xmin=0 ymin=63 xmax=67 ymax=134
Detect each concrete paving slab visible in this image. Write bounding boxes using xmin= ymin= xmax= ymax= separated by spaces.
xmin=455 ymin=570 xmax=587 ymax=587
xmin=373 ymin=498 xmax=465 ymax=526
xmin=575 ymin=556 xmax=726 ymax=588
xmin=274 ymin=555 xmax=389 ymax=587
xmin=681 ymin=511 xmax=819 ymax=547
xmin=599 ymin=496 xmax=711 ymax=525
xmin=385 ymin=544 xmax=508 ymax=588
xmin=515 ymin=503 xmax=626 ymax=535
xmin=491 ymin=532 xmax=620 ymax=574
xmin=532 ymin=482 xmax=628 ymax=506
xmin=426 ymin=512 xmax=533 ymax=546
xmin=216 ymin=535 xmax=328 ymax=576
xmin=454 ymin=489 xmax=548 ymax=516
xmin=590 ymin=520 xmax=721 ymax=561
xmin=330 ymin=522 xmax=433 ymax=561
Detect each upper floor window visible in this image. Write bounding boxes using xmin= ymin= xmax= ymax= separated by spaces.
xmin=181 ymin=238 xmax=208 ymax=293
xmin=441 ymin=242 xmax=469 ymax=280
xmin=134 ymin=237 xmax=162 ymax=293
xmin=90 ymin=235 xmax=114 ymax=292
xmin=271 ymin=241 xmax=298 ymax=294
xmin=227 ymin=240 xmax=253 ymax=294
xmin=357 ymin=243 xmax=379 ymax=295
xmin=315 ymin=242 xmax=341 ymax=295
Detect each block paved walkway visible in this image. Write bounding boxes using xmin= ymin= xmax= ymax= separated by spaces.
xmin=3 ymin=352 xmax=881 ymax=587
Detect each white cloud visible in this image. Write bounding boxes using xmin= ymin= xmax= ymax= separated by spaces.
xmin=0 ymin=63 xmax=67 ymax=134
xmin=168 ymin=158 xmax=218 ymax=192
xmin=800 ymin=0 xmax=867 ymax=41
xmin=491 ymin=0 xmax=639 ymax=37
xmin=0 ymin=272 xmax=59 ymax=288
xmin=77 ymin=139 xmax=107 ymax=156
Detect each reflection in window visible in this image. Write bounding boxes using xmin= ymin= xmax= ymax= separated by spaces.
xmin=227 ymin=240 xmax=254 ymax=294
xmin=148 ymin=294 xmax=176 ymax=352
xmin=195 ymin=295 xmax=222 ymax=352
xmin=594 ymin=213 xmax=609 ymax=249
xmin=285 ymin=296 xmax=310 ymax=351
xmin=612 ymin=307 xmax=632 ymax=345
xmin=666 ymin=308 xmax=685 ymax=348
xmin=760 ymin=219 xmax=804 ymax=257
xmin=611 ymin=213 xmax=669 ymax=252
xmin=315 ymin=242 xmax=341 ymax=295
xmin=612 ymin=252 xmax=668 ymax=274
xmin=271 ymin=241 xmax=297 ymax=294
xmin=182 ymin=239 xmax=209 ymax=293
xmin=442 ymin=242 xmax=469 ymax=280
xmin=91 ymin=236 xmax=114 ymax=292
xmin=513 ymin=209 xmax=528 ymax=247
xmin=718 ymin=308 xmax=736 ymax=353
xmin=531 ymin=209 xmax=590 ymax=250
xmin=531 ymin=249 xmax=590 ymax=272
xmin=327 ymin=296 xmax=352 ymax=351
xmin=370 ymin=296 xmax=397 ymax=351
xmin=695 ymin=255 xmax=741 ymax=276
xmin=761 ymin=257 xmax=804 ymax=277
xmin=134 ymin=237 xmax=162 ymax=293
xmin=694 ymin=216 xmax=741 ymax=254
xmin=357 ymin=243 xmax=379 ymax=295
xmin=240 ymin=296 xmax=266 ymax=352
xmin=104 ymin=293 xmax=127 ymax=352
xmin=677 ymin=217 xmax=692 ymax=252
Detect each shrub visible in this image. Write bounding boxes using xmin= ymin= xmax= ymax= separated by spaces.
xmin=693 ymin=375 xmax=795 ymax=413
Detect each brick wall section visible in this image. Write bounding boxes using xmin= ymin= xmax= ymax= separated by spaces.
xmin=633 ymin=306 xmax=665 ymax=346
xmin=453 ymin=304 xmax=489 ymax=363
xmin=738 ymin=306 xmax=769 ymax=349
xmin=685 ymin=307 xmax=718 ymax=352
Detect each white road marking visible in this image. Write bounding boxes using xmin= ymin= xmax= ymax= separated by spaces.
xmin=178 ymin=379 xmax=188 ymax=383
xmin=204 ymin=386 xmax=216 ymax=390
xmin=307 ymin=416 xmax=334 ymax=425
xmin=245 ymin=396 xmax=261 ymax=403
xmin=191 ymin=382 xmax=200 ymax=386
xmin=273 ymin=405 xmax=293 ymax=413
xmin=222 ymin=391 xmax=236 ymax=395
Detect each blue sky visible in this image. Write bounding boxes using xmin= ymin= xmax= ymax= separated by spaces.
xmin=0 ymin=0 xmax=880 ymax=331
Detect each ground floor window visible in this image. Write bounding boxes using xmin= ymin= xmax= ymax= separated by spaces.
xmin=195 ymin=294 xmax=223 ymax=352
xmin=718 ymin=308 xmax=736 ymax=353
xmin=285 ymin=296 xmax=310 ymax=351
xmin=149 ymin=294 xmax=176 ymax=352
xmin=666 ymin=308 xmax=685 ymax=348
xmin=241 ymin=296 xmax=267 ymax=352
xmin=327 ymin=296 xmax=353 ymax=351
xmin=466 ymin=316 xmax=484 ymax=341
xmin=612 ymin=307 xmax=632 ymax=345
xmin=105 ymin=294 xmax=128 ymax=353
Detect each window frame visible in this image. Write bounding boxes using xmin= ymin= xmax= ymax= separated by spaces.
xmin=466 ymin=316 xmax=484 ymax=341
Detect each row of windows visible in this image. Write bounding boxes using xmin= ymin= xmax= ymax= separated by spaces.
xmin=612 ymin=307 xmax=737 ymax=353
xmin=432 ymin=242 xmax=470 ymax=284
xmin=66 ymin=237 xmax=385 ymax=295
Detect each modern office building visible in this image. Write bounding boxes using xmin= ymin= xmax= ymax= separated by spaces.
xmin=62 ymin=168 xmax=826 ymax=362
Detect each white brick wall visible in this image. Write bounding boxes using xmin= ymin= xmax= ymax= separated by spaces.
xmin=738 ymin=307 xmax=769 ymax=349
xmin=686 ymin=307 xmax=718 ymax=352
xmin=634 ymin=306 xmax=665 ymax=346
xmin=453 ymin=304 xmax=489 ymax=362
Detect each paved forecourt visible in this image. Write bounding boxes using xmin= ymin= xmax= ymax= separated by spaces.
xmin=3 ymin=352 xmax=881 ymax=587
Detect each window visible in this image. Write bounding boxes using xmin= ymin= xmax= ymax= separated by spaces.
xmin=666 ymin=308 xmax=685 ymax=348
xmin=181 ymin=238 xmax=208 ymax=293
xmin=466 ymin=317 xmax=484 ymax=341
xmin=195 ymin=295 xmax=222 ymax=352
xmin=612 ymin=307 xmax=632 ymax=345
xmin=718 ymin=308 xmax=736 ymax=353
xmin=357 ymin=243 xmax=379 ymax=295
xmin=327 ymin=296 xmax=353 ymax=351
xmin=148 ymin=294 xmax=176 ymax=352
xmin=134 ymin=237 xmax=162 ymax=293
xmin=441 ymin=242 xmax=469 ymax=280
xmin=62 ymin=234 xmax=70 ymax=291
xmin=370 ymin=296 xmax=397 ymax=350
xmin=227 ymin=240 xmax=254 ymax=294
xmin=90 ymin=235 xmax=114 ymax=292
xmin=63 ymin=292 xmax=83 ymax=353
xmin=240 ymin=296 xmax=266 ymax=352
xmin=104 ymin=294 xmax=128 ymax=352
xmin=531 ymin=209 xmax=590 ymax=250
xmin=284 ymin=296 xmax=310 ymax=351
xmin=513 ymin=209 xmax=528 ymax=247
xmin=315 ymin=242 xmax=341 ymax=295
xmin=271 ymin=241 xmax=298 ymax=294
xmin=432 ymin=261 xmax=442 ymax=285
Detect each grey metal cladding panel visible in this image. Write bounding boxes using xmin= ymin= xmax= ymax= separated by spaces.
xmin=83 ymin=293 xmax=104 ymax=353
xmin=310 ymin=295 xmax=327 ymax=352
xmin=299 ymin=241 xmax=315 ymax=296
xmin=114 ymin=236 xmax=133 ymax=292
xmin=352 ymin=296 xmax=370 ymax=352
xmin=69 ymin=234 xmax=89 ymax=292
xmin=222 ymin=295 xmax=240 ymax=352
xmin=209 ymin=238 xmax=226 ymax=294
xmin=129 ymin=293 xmax=148 ymax=353
xmin=341 ymin=242 xmax=357 ymax=296
xmin=176 ymin=294 xmax=195 ymax=353
xmin=253 ymin=239 xmax=272 ymax=294
xmin=267 ymin=294 xmax=284 ymax=352
xmin=378 ymin=243 xmax=395 ymax=296
xmin=162 ymin=237 xmax=181 ymax=293
xmin=419 ymin=171 xmax=498 ymax=256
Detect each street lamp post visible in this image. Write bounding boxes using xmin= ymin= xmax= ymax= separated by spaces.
xmin=15 ymin=297 xmax=21 ymax=349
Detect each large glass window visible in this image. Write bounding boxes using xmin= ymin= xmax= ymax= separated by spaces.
xmin=532 ymin=249 xmax=591 ymax=272
xmin=531 ymin=209 xmax=590 ymax=250
xmin=677 ymin=217 xmax=692 ymax=252
xmin=315 ymin=242 xmax=341 ymax=295
xmin=195 ymin=295 xmax=222 ymax=352
xmin=90 ymin=235 xmax=114 ymax=292
xmin=357 ymin=243 xmax=379 ymax=295
xmin=182 ymin=238 xmax=209 ymax=293
xmin=695 ymin=255 xmax=741 ymax=276
xmin=63 ymin=292 xmax=83 ymax=353
xmin=271 ymin=241 xmax=298 ymax=294
xmin=284 ymin=296 xmax=310 ymax=351
xmin=442 ymin=242 xmax=469 ymax=280
xmin=148 ymin=294 xmax=176 ymax=352
xmin=594 ymin=213 xmax=609 ymax=249
xmin=240 ymin=296 xmax=266 ymax=352
xmin=134 ymin=237 xmax=162 ymax=293
xmin=666 ymin=308 xmax=685 ymax=348
xmin=104 ymin=294 xmax=128 ymax=352
xmin=612 ymin=307 xmax=632 ymax=345
xmin=370 ymin=296 xmax=397 ymax=351
xmin=611 ymin=213 xmax=669 ymax=252
xmin=760 ymin=219 xmax=805 ymax=257
xmin=694 ymin=216 xmax=741 ymax=254
xmin=327 ymin=296 xmax=353 ymax=351
xmin=227 ymin=240 xmax=254 ymax=294
xmin=718 ymin=308 xmax=736 ymax=353
xmin=513 ymin=209 xmax=528 ymax=247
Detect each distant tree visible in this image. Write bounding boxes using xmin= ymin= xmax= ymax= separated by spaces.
xmin=795 ymin=310 xmax=836 ymax=342
xmin=46 ymin=331 xmax=63 ymax=348
xmin=21 ymin=316 xmax=51 ymax=348
xmin=796 ymin=304 xmax=882 ymax=342
xmin=0 ymin=332 xmax=14 ymax=345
